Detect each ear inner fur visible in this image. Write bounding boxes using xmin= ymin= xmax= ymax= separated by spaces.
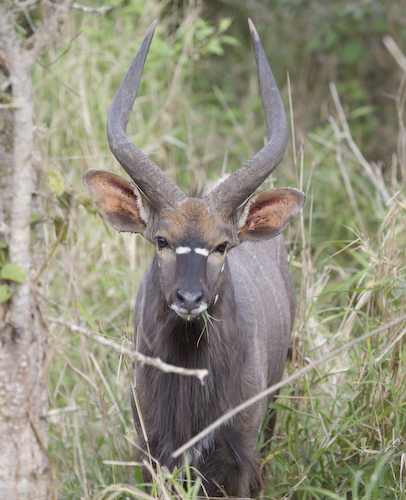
xmin=83 ymin=169 xmax=149 ymax=232
xmin=237 ymin=188 xmax=305 ymax=240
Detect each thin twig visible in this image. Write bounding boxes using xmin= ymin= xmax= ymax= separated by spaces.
xmin=213 ymin=84 xmax=254 ymax=156
xmin=34 ymin=220 xmax=67 ymax=285
xmin=172 ymin=314 xmax=406 ymax=459
xmin=72 ymin=3 xmax=113 ymax=17
xmin=25 ymin=0 xmax=77 ymax=63
xmin=36 ymin=31 xmax=80 ymax=69
xmin=0 ymin=101 xmax=23 ymax=110
xmin=330 ymin=82 xmax=390 ymax=203
xmin=89 ymin=352 xmax=127 ymax=428
xmin=50 ymin=317 xmax=209 ymax=382
xmin=48 ymin=405 xmax=79 ymax=417
xmin=328 ymin=115 xmax=366 ymax=234
xmin=374 ymin=326 xmax=406 ymax=363
xmin=287 ymin=72 xmax=297 ymax=171
xmin=383 ymin=35 xmax=406 ymax=74
xmin=308 ymin=132 xmax=358 ymax=163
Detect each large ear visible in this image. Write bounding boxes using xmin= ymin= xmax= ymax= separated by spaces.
xmin=236 ymin=188 xmax=305 ymax=241
xmin=83 ymin=169 xmax=153 ymax=235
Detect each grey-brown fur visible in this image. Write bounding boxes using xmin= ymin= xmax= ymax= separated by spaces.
xmin=132 ymin=236 xmax=294 ymax=496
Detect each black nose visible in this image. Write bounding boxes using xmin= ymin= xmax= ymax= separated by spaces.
xmin=177 ymin=289 xmax=203 ymax=312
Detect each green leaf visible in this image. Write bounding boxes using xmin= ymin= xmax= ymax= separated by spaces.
xmin=0 ymin=284 xmax=11 ymax=303
xmin=205 ymin=38 xmax=224 ymax=56
xmin=340 ymin=41 xmax=364 ymax=64
xmin=221 ymin=35 xmax=240 ymax=47
xmin=30 ymin=211 xmax=42 ymax=224
xmin=1 ymin=263 xmax=27 ymax=283
xmin=349 ymin=105 xmax=376 ymax=120
xmin=219 ymin=17 xmax=232 ymax=32
xmin=54 ymin=218 xmax=69 ymax=242
xmin=74 ymin=300 xmax=98 ymax=332
xmin=47 ymin=170 xmax=65 ymax=197
xmin=0 ymin=240 xmax=7 ymax=267
xmin=30 ymin=227 xmax=38 ymax=246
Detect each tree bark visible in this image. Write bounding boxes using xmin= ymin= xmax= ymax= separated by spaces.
xmin=0 ymin=2 xmax=75 ymax=498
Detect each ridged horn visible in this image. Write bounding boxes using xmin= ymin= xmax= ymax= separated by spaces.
xmin=106 ymin=19 xmax=187 ymax=211
xmin=204 ymin=19 xmax=288 ymax=217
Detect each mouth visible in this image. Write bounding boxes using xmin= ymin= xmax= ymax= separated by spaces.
xmin=170 ymin=303 xmax=208 ymax=321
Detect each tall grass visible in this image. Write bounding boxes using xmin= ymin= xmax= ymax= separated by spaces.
xmin=32 ymin=3 xmax=406 ymax=499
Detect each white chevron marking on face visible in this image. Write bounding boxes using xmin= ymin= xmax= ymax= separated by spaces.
xmin=194 ymin=248 xmax=209 ymax=257
xmin=176 ymin=246 xmax=191 ymax=254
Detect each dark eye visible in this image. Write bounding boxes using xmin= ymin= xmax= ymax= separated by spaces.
xmin=156 ymin=237 xmax=169 ymax=250
xmin=215 ymin=242 xmax=227 ymax=254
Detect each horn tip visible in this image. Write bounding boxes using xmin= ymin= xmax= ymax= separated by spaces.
xmin=248 ymin=19 xmax=259 ymax=41
xmin=146 ymin=18 xmax=158 ymax=36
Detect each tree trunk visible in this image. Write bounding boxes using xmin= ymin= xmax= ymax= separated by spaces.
xmin=0 ymin=3 xmax=74 ymax=498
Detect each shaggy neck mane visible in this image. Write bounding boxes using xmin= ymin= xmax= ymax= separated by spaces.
xmin=134 ymin=259 xmax=249 ymax=467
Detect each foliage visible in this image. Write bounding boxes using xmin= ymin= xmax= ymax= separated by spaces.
xmin=0 ymin=252 xmax=27 ymax=302
xmin=206 ymin=0 xmax=406 ymax=161
xmin=29 ymin=0 xmax=406 ymax=498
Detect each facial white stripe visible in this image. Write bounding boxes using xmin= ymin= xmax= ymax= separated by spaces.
xmin=176 ymin=246 xmax=191 ymax=254
xmin=194 ymin=248 xmax=209 ymax=257
xmin=221 ymin=263 xmax=225 ymax=273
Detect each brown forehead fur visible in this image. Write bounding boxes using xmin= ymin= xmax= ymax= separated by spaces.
xmin=159 ymin=198 xmax=228 ymax=245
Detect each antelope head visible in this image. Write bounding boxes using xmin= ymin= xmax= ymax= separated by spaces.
xmin=84 ymin=19 xmax=305 ymax=321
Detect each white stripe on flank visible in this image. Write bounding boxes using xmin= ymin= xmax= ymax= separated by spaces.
xmin=194 ymin=248 xmax=209 ymax=257
xmin=176 ymin=246 xmax=191 ymax=254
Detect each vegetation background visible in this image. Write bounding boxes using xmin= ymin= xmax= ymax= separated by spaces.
xmin=22 ymin=0 xmax=406 ymax=497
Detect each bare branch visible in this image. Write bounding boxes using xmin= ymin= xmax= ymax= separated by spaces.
xmin=0 ymin=101 xmax=23 ymax=110
xmin=383 ymin=35 xmax=406 ymax=74
xmin=49 ymin=317 xmax=209 ymax=382
xmin=172 ymin=314 xmax=406 ymax=459
xmin=72 ymin=3 xmax=113 ymax=17
xmin=48 ymin=405 xmax=79 ymax=417
xmin=36 ymin=31 xmax=79 ymax=68
xmin=0 ymin=5 xmax=18 ymax=54
xmin=11 ymin=0 xmax=39 ymax=12
xmin=25 ymin=0 xmax=76 ymax=63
